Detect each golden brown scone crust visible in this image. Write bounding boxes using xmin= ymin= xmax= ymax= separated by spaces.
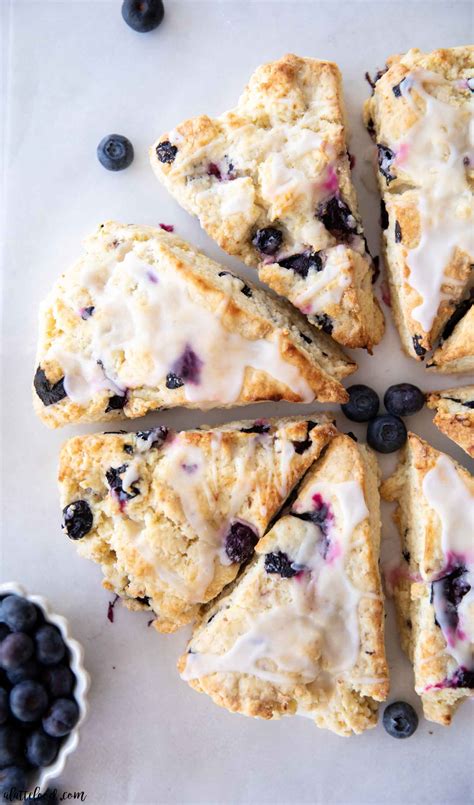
xmin=381 ymin=433 xmax=474 ymax=724
xmin=426 ymin=386 xmax=474 ymax=457
xmin=428 ymin=305 xmax=474 ymax=374
xmin=364 ymin=47 xmax=474 ymax=359
xmin=179 ymin=435 xmax=388 ymax=735
xmin=58 ymin=415 xmax=336 ymax=632
xmin=151 ymin=55 xmax=384 ymax=350
xmin=33 ymin=222 xmax=356 ymax=428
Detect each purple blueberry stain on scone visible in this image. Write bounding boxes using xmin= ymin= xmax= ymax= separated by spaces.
xmin=224 ymin=521 xmax=259 ymax=564
xmin=34 ymin=367 xmax=67 ymax=407
xmin=291 ymin=492 xmax=334 ymax=560
xmin=167 ymin=345 xmax=203 ymax=389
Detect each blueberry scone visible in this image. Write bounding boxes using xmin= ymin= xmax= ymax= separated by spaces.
xmin=150 ymin=54 xmax=384 ymax=351
xmin=428 ymin=293 xmax=474 ymax=373
xmin=382 ymin=433 xmax=473 ymax=725
xmin=179 ymin=435 xmax=389 ymax=735
xmin=426 ymin=386 xmax=474 ymax=457
xmin=364 ymin=46 xmax=474 ymax=360
xmin=58 ymin=415 xmax=336 ymax=633
xmin=34 ymin=222 xmax=356 ymax=428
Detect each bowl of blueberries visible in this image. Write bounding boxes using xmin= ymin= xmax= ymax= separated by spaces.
xmin=0 ymin=583 xmax=89 ymax=797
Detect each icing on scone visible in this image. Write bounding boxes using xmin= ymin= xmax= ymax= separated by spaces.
xmin=182 ymin=479 xmax=375 ymax=686
xmin=396 ymin=70 xmax=474 ymax=332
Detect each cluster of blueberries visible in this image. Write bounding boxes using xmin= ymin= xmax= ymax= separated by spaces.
xmin=0 ymin=595 xmax=80 ymax=796
xmin=341 ymin=382 xmax=425 ymax=453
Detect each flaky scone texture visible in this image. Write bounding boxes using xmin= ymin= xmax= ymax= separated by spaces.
xmin=426 ymin=386 xmax=474 ymax=457
xmin=381 ymin=433 xmax=474 ymax=725
xmin=34 ymin=222 xmax=355 ymax=428
xmin=179 ymin=435 xmax=388 ymax=736
xmin=364 ymin=47 xmax=474 ymax=360
xmin=428 ymin=304 xmax=474 ymax=374
xmin=58 ymin=415 xmax=336 ymax=633
xmin=151 ymin=54 xmax=384 ymax=350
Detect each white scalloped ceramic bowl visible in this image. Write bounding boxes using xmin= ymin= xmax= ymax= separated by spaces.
xmin=0 ymin=582 xmax=89 ymax=793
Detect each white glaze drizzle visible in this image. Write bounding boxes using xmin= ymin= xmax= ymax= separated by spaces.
xmin=47 ymin=248 xmax=314 ymax=407
xmin=396 ymin=70 xmax=474 ymax=332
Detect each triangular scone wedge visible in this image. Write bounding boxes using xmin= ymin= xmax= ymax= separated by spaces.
xmin=428 ymin=300 xmax=474 ymax=373
xmin=178 ymin=435 xmax=389 ymax=736
xmin=58 ymin=415 xmax=336 ymax=633
xmin=381 ymin=433 xmax=474 ymax=725
xmin=33 ymin=222 xmax=355 ymax=428
xmin=363 ymin=47 xmax=474 ymax=359
xmin=426 ymin=386 xmax=474 ymax=458
xmin=150 ymin=54 xmax=384 ymax=350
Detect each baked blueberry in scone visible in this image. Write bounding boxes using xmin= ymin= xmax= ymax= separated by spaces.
xmin=381 ymin=433 xmax=474 ymax=725
xmin=33 ymin=222 xmax=356 ymax=428
xmin=150 ymin=54 xmax=384 ymax=351
xmin=58 ymin=415 xmax=336 ymax=633
xmin=428 ymin=295 xmax=474 ymax=373
xmin=178 ymin=435 xmax=389 ymax=735
xmin=426 ymin=386 xmax=474 ymax=457
xmin=364 ymin=46 xmax=474 ymax=360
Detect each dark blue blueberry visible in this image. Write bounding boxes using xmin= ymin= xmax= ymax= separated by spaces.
xmin=313 ymin=313 xmax=333 ymax=334
xmin=412 ymin=334 xmax=426 ymax=358
xmin=364 ymin=67 xmax=388 ymax=92
xmin=6 ymin=659 xmax=40 ymax=686
xmin=41 ymin=665 xmax=75 ymax=699
xmin=240 ymin=422 xmax=270 ymax=435
xmin=380 ymin=200 xmax=389 ymax=230
xmin=62 ymin=500 xmax=93 ymax=540
xmin=0 ymin=688 xmax=8 ymax=725
xmin=377 ymin=144 xmax=396 ymax=184
xmin=341 ymin=384 xmax=380 ymax=423
xmin=35 ymin=626 xmax=66 ymax=666
xmin=264 ymin=551 xmax=299 ymax=578
xmin=394 ymin=221 xmax=402 ymax=242
xmin=240 ymin=284 xmax=253 ymax=298
xmin=122 ymin=0 xmax=165 ymax=32
xmin=166 ymin=372 xmax=184 ymax=389
xmin=33 ymin=367 xmax=67 ymax=407
xmin=155 ymin=140 xmax=177 ymax=163
xmin=432 ymin=566 xmax=470 ymax=632
xmin=0 ymin=596 xmax=37 ymax=633
xmin=136 ymin=426 xmax=169 ymax=449
xmin=451 ymin=667 xmax=474 ymax=689
xmin=123 ymin=444 xmax=134 ymax=455
xmin=384 ymin=383 xmax=424 ymax=417
xmin=367 ymin=414 xmax=407 ymax=453
xmin=10 ymin=680 xmax=48 ymax=723
xmin=0 ymin=765 xmax=28 ymax=796
xmin=225 ymin=522 xmax=259 ymax=564
xmin=105 ymin=465 xmax=140 ymax=503
xmin=105 ymin=392 xmax=128 ymax=412
xmin=317 ymin=196 xmax=359 ymax=239
xmin=383 ymin=701 xmax=418 ymax=738
xmin=0 ymin=725 xmax=23 ymax=767
xmin=0 ymin=633 xmax=34 ymax=670
xmin=26 ymin=729 xmax=60 ymax=767
xmin=97 ymin=134 xmax=134 ymax=171
xmin=0 ymin=623 xmax=11 ymax=642
xmin=42 ymin=698 xmax=79 ymax=738
xmin=292 ymin=420 xmax=317 ymax=454
xmin=170 ymin=346 xmax=202 ymax=385
xmin=441 ymin=291 xmax=473 ymax=341
xmin=278 ymin=251 xmax=322 ymax=279
xmin=392 ymin=79 xmax=406 ymax=98
xmin=252 ymin=227 xmax=283 ymax=256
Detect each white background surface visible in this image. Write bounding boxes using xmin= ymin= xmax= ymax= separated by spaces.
xmin=1 ymin=1 xmax=474 ymax=803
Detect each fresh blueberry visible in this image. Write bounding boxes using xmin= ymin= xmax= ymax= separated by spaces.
xmin=383 ymin=701 xmax=418 ymax=738
xmin=317 ymin=196 xmax=358 ymax=238
xmin=165 ymin=372 xmax=184 ymax=389
xmin=341 ymin=384 xmax=380 ymax=422
xmin=62 ymin=500 xmax=93 ymax=540
xmin=155 ymin=140 xmax=177 ymax=164
xmin=0 ymin=725 xmax=23 ymax=767
xmin=105 ymin=393 xmax=128 ymax=413
xmin=26 ymin=729 xmax=60 ymax=767
xmin=384 ymin=383 xmax=425 ymax=417
xmin=33 ymin=367 xmax=67 ymax=407
xmin=6 ymin=659 xmax=40 ymax=686
xmin=10 ymin=680 xmax=48 ymax=723
xmin=0 ymin=765 xmax=28 ymax=795
xmin=278 ymin=251 xmax=322 ymax=279
xmin=0 ymin=633 xmax=34 ymax=670
xmin=313 ymin=313 xmax=333 ymax=334
xmin=367 ymin=414 xmax=407 ymax=453
xmin=264 ymin=551 xmax=299 ymax=578
xmin=42 ymin=698 xmax=79 ymax=738
xmin=252 ymin=227 xmax=283 ymax=256
xmin=35 ymin=626 xmax=66 ymax=666
xmin=105 ymin=465 xmax=140 ymax=504
xmin=41 ymin=665 xmax=75 ymax=699
xmin=0 ymin=596 xmax=37 ymax=633
xmin=0 ymin=688 xmax=8 ymax=725
xmin=225 ymin=522 xmax=259 ymax=564
xmin=97 ymin=134 xmax=134 ymax=171
xmin=377 ymin=144 xmax=396 ymax=184
xmin=0 ymin=623 xmax=11 ymax=642
xmin=169 ymin=346 xmax=202 ymax=385
xmin=122 ymin=0 xmax=164 ymax=32
xmin=412 ymin=334 xmax=426 ymax=358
